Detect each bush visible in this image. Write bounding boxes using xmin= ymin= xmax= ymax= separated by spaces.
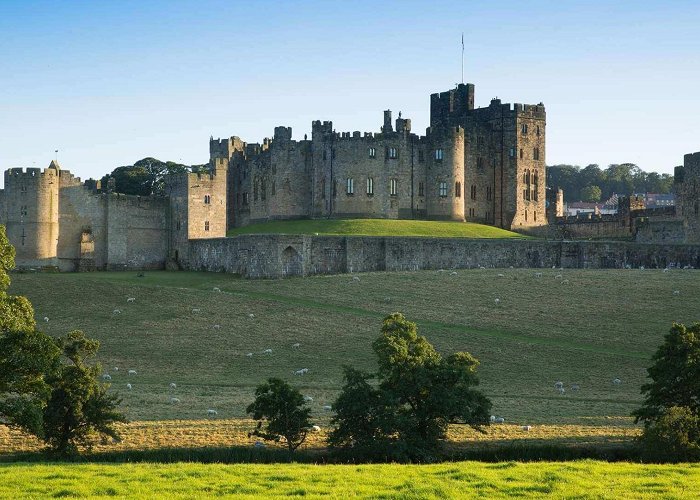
xmin=639 ymin=406 xmax=700 ymax=462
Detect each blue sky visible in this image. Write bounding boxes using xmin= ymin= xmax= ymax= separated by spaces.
xmin=0 ymin=0 xmax=698 ymax=187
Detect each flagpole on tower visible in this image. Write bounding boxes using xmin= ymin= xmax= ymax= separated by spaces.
xmin=461 ymin=32 xmax=465 ymax=84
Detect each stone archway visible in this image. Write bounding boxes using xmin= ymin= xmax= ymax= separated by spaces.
xmin=282 ymin=246 xmax=303 ymax=277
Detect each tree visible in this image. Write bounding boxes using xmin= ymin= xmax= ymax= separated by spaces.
xmin=0 ymin=225 xmax=35 ymax=333
xmin=638 ymin=406 xmax=700 ymax=462
xmin=329 ymin=313 xmax=491 ymax=459
xmin=101 ymin=158 xmax=195 ymax=196
xmin=246 ymin=378 xmax=312 ymax=453
xmin=42 ymin=330 xmax=126 ymax=454
xmin=633 ymin=323 xmax=700 ymax=425
xmin=580 ymin=185 xmax=602 ymax=203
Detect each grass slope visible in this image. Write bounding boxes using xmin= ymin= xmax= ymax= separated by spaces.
xmin=7 ymin=268 xmax=698 ymax=429
xmin=226 ymin=218 xmax=526 ymax=238
xmin=1 ymin=461 xmax=699 ymax=498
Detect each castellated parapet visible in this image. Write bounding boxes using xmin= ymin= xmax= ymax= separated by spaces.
xmin=214 ymin=83 xmax=547 ymax=231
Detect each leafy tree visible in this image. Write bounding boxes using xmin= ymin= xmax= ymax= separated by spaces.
xmin=42 ymin=331 xmax=125 ymax=454
xmin=580 ymin=185 xmax=602 ymax=203
xmin=101 ymin=158 xmax=194 ymax=196
xmin=633 ymin=323 xmax=700 ymax=425
xmin=246 ymin=378 xmax=312 ymax=453
xmin=0 ymin=225 xmax=35 ymax=333
xmin=329 ymin=313 xmax=491 ymax=459
xmin=638 ymin=406 xmax=700 ymax=462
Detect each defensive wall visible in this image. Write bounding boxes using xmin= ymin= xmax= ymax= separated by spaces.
xmin=187 ymin=234 xmax=700 ymax=279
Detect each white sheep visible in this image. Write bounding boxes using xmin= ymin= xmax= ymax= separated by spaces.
xmin=128 ymin=369 xmax=137 ymax=376
xmin=673 ymin=290 xmax=680 ymax=295
xmin=522 ymin=425 xmax=532 ymax=431
xmin=613 ymin=378 xmax=622 ymax=385
xmin=170 ymin=397 xmax=180 ymax=404
xmin=562 ymin=279 xmax=569 ymax=284
xmin=263 ymin=348 xmax=272 ymax=355
xmin=303 ymin=395 xmax=313 ymax=402
xmin=126 ymin=383 xmax=132 ymax=390
xmin=494 ymin=298 xmax=500 ymax=305
xmin=489 ymin=415 xmax=496 ymax=423
xmin=102 ymin=374 xmax=112 ymax=381
xmin=207 ymin=409 xmax=218 ymax=417
xmin=557 ymin=387 xmax=566 ymax=394
xmin=534 ymin=272 xmax=542 ymax=278
xmin=640 ymin=266 xmax=645 ymax=271
xmin=555 ymin=274 xmax=562 ymax=279
xmin=113 ymin=309 xmax=121 ymax=314
xmin=248 ymin=313 xmax=255 ymax=319
xmin=294 ymin=369 xmax=306 ymax=376
xmin=311 ymin=425 xmax=321 ymax=432
xmin=571 ymin=384 xmax=580 ymax=391
xmin=43 ymin=316 xmax=49 ymax=322
xmin=127 ymin=297 xmax=135 ymax=303
xmin=352 ymin=276 xmax=360 ymax=282
xmin=246 ymin=352 xmax=253 ymax=358
xmin=292 ymin=343 xmax=301 ymax=348
xmin=495 ymin=417 xmax=505 ymax=424
xmin=663 ymin=268 xmax=670 ymax=273
xmin=213 ymin=287 xmax=221 ymax=292
xmin=323 ymin=405 xmax=332 ymax=411
xmin=497 ymin=273 xmax=505 ymax=277
xmin=213 ymin=324 xmax=221 ymax=330
xmin=192 ymin=308 xmax=201 ymax=314
xmin=554 ymin=381 xmax=564 ymax=389
xmin=169 ymin=382 xmax=177 ymax=390
xmin=113 ymin=367 xmax=119 ymax=372
xmin=450 ymin=271 xmax=458 ymax=276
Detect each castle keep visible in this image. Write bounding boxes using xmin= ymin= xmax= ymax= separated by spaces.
xmin=211 ymin=83 xmax=547 ymax=231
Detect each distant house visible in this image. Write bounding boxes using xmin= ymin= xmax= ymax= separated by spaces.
xmin=565 ymin=201 xmax=615 ymax=217
xmin=639 ymin=193 xmax=675 ymax=209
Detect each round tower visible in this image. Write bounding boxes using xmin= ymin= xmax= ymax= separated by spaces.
xmin=426 ymin=126 xmax=465 ymax=221
xmin=3 ymin=162 xmax=60 ymax=265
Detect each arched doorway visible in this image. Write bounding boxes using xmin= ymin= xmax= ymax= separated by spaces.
xmin=282 ymin=246 xmax=303 ymax=277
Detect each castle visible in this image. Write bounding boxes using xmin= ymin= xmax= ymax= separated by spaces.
xmin=211 ymin=83 xmax=547 ymax=230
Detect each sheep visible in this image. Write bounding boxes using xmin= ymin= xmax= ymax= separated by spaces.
xmin=170 ymin=397 xmax=180 ymax=404
xmin=213 ymin=287 xmax=221 ymax=292
xmin=169 ymin=382 xmax=177 ymax=390
xmin=557 ymin=387 xmax=566 ymax=394
xmin=246 ymin=352 xmax=253 ymax=358
xmin=263 ymin=348 xmax=272 ymax=355
xmin=294 ymin=369 xmax=307 ymax=376
xmin=102 ymin=374 xmax=112 ymax=381
xmin=323 ymin=405 xmax=332 ymax=411
xmin=207 ymin=409 xmax=218 ymax=417
xmin=254 ymin=441 xmax=266 ymax=448
xmin=311 ymin=425 xmax=321 ymax=432
xmin=128 ymin=369 xmax=137 ymax=376
xmin=489 ymin=415 xmax=496 ymax=423
xmin=494 ymin=298 xmax=500 ymax=305
xmin=663 ymin=268 xmax=670 ymax=273
xmin=613 ymin=378 xmax=622 ymax=385
xmin=534 ymin=272 xmax=542 ymax=278
xmin=43 ymin=316 xmax=49 ymax=322
xmin=494 ymin=417 xmax=505 ymax=424
xmin=213 ymin=324 xmax=221 ymax=330
xmin=555 ymin=274 xmax=562 ymax=279
xmin=126 ymin=383 xmax=132 ymax=390
xmin=673 ymin=290 xmax=680 ymax=295
xmin=640 ymin=266 xmax=645 ymax=271
xmin=352 ymin=276 xmax=361 ymax=282
xmin=126 ymin=297 xmax=136 ymax=303
xmin=497 ymin=273 xmax=505 ymax=277
xmin=522 ymin=425 xmax=532 ymax=431
xmin=571 ymin=384 xmax=580 ymax=391
xmin=450 ymin=271 xmax=458 ymax=276
xmin=113 ymin=309 xmax=121 ymax=315
xmin=303 ymin=395 xmax=313 ymax=402
xmin=192 ymin=308 xmax=201 ymax=314
xmin=113 ymin=367 xmax=119 ymax=372
xmin=292 ymin=343 xmax=301 ymax=348
xmin=248 ymin=313 xmax=255 ymax=319
xmin=554 ymin=381 xmax=564 ymax=389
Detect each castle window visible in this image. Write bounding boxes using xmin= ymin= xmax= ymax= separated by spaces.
xmin=20 ymin=185 xmax=27 ymax=193
xmin=418 ymin=151 xmax=424 ymax=162
xmin=176 ymin=219 xmax=181 ymax=231
xmin=323 ymin=150 xmax=327 ymax=161
xmin=261 ymin=179 xmax=266 ymax=200
xmin=471 ymin=185 xmax=477 ymax=200
xmin=418 ymin=182 xmax=424 ymax=197
xmin=390 ymin=179 xmax=398 ymax=196
xmin=243 ymin=192 xmax=249 ymax=205
xmin=366 ymin=177 xmax=374 ymax=196
xmin=204 ymin=194 xmax=211 ymax=204
xmin=321 ymin=179 xmax=326 ymax=199
xmin=435 ymin=149 xmax=444 ymax=161
xmin=346 ymin=178 xmax=354 ymax=195
xmin=525 ymin=210 xmax=528 ymax=222
xmin=520 ymin=149 xmax=524 ymax=160
xmin=536 ymin=126 xmax=541 ymax=137
xmin=388 ymin=147 xmax=398 ymax=159
xmin=534 ymin=211 xmax=537 ymax=222
xmin=333 ymin=180 xmax=337 ymax=197
xmin=439 ymin=182 xmax=448 ymax=197
xmin=533 ymin=171 xmax=539 ymax=201
xmin=533 ymin=148 xmax=540 ymax=161
xmin=369 ymin=147 xmax=376 ymax=158
xmin=521 ymin=124 xmax=528 ymax=135
xmin=271 ymin=181 xmax=276 ymax=196
xmin=477 ymin=157 xmax=483 ymax=170
xmin=204 ymin=221 xmax=210 ymax=231
xmin=509 ymin=148 xmax=515 ymax=158
xmin=455 ymin=182 xmax=461 ymax=198
xmin=253 ymin=179 xmax=258 ymax=201
xmin=486 ymin=186 xmax=492 ymax=201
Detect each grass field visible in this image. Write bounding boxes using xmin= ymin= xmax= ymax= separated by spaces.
xmin=226 ymin=218 xmax=527 ymax=238
xmin=1 ymin=461 xmax=698 ymax=498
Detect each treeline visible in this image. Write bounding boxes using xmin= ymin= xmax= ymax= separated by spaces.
xmin=100 ymin=158 xmax=207 ymax=196
xmin=546 ymin=163 xmax=674 ymax=203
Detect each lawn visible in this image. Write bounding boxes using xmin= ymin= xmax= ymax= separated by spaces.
xmin=0 ymin=461 xmax=698 ymax=498
xmin=7 ymin=267 xmax=697 ymax=432
xmin=226 ymin=218 xmax=527 ymax=238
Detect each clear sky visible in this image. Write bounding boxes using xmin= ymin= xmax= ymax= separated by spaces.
xmin=1 ymin=0 xmax=698 ymax=187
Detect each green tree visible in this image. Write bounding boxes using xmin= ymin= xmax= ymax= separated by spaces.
xmin=638 ymin=406 xmax=700 ymax=462
xmin=330 ymin=313 xmax=491 ymax=459
xmin=580 ymin=185 xmax=602 ymax=203
xmin=633 ymin=323 xmax=700 ymax=425
xmin=0 ymin=225 xmax=35 ymax=333
xmin=101 ymin=158 xmax=193 ymax=196
xmin=246 ymin=378 xmax=312 ymax=453
xmin=42 ymin=330 xmax=125 ymax=454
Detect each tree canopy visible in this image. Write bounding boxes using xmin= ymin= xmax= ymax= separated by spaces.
xmin=100 ymin=158 xmax=206 ymax=196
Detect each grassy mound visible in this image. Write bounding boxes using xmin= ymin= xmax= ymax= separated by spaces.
xmin=227 ymin=219 xmax=526 ymax=238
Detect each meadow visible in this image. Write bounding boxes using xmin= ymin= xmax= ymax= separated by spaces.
xmin=226 ymin=218 xmax=527 ymax=238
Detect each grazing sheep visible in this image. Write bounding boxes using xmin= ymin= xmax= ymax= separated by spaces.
xmin=497 ymin=273 xmax=505 ymax=277
xmin=571 ymin=384 xmax=580 ymax=391
xmin=213 ymin=324 xmax=221 ymax=330
xmin=352 ymin=276 xmax=361 ymax=282
xmin=169 ymin=382 xmax=177 ymax=390
xmin=311 ymin=425 xmax=321 ymax=432
xmin=323 ymin=405 xmax=332 ymax=411
xmin=192 ymin=308 xmax=201 ymax=314
xmin=450 ymin=271 xmax=458 ymax=276
xmin=292 ymin=343 xmax=301 ymax=348
xmin=303 ymin=395 xmax=313 ymax=402
xmin=127 ymin=297 xmax=135 ymax=303
xmin=246 ymin=352 xmax=253 ymax=358
xmin=263 ymin=348 xmax=272 ymax=355
xmin=522 ymin=425 xmax=532 ymax=431
xmin=555 ymin=274 xmax=562 ymax=279
xmin=673 ymin=290 xmax=680 ymax=295
xmin=102 ymin=374 xmax=112 ymax=381
xmin=663 ymin=268 xmax=670 ymax=273
xmin=640 ymin=266 xmax=645 ymax=271
xmin=128 ymin=369 xmax=137 ymax=376
xmin=113 ymin=367 xmax=119 ymax=372
xmin=554 ymin=381 xmax=564 ymax=389
xmin=562 ymin=279 xmax=569 ymax=284
xmin=494 ymin=298 xmax=500 ymax=305
xmin=248 ymin=313 xmax=255 ymax=319
xmin=613 ymin=378 xmax=622 ymax=385
xmin=213 ymin=287 xmax=221 ymax=292
xmin=207 ymin=409 xmax=218 ymax=417
xmin=113 ymin=309 xmax=121 ymax=314
xmin=557 ymin=387 xmax=566 ymax=394
xmin=170 ymin=397 xmax=180 ymax=404
xmin=494 ymin=417 xmax=505 ymax=424
xmin=126 ymin=383 xmax=132 ymax=390
xmin=534 ymin=273 xmax=542 ymax=278
xmin=43 ymin=316 xmax=49 ymax=322
xmin=294 ymin=369 xmax=306 ymax=376
xmin=489 ymin=415 xmax=496 ymax=423
xmin=479 ymin=266 xmax=486 ymax=270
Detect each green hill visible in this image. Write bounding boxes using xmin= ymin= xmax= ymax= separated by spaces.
xmin=227 ymin=219 xmax=527 ymax=238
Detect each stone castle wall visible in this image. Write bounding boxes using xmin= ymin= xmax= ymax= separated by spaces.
xmin=188 ymin=234 xmax=700 ymax=279
xmin=676 ymin=152 xmax=700 ymax=243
